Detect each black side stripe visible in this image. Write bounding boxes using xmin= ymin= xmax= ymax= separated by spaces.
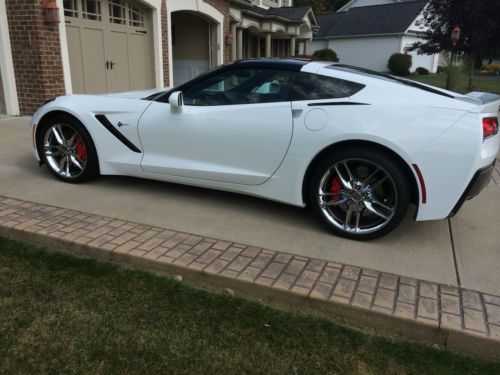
xmin=95 ymin=114 xmax=141 ymax=153
xmin=307 ymin=102 xmax=370 ymax=107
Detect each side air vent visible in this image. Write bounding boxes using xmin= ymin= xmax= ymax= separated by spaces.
xmin=95 ymin=114 xmax=141 ymax=153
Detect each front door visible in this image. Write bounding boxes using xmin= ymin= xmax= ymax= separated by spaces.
xmin=64 ymin=0 xmax=154 ymax=94
xmin=138 ymin=68 xmax=298 ymax=185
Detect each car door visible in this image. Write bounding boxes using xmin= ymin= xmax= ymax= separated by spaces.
xmin=138 ymin=68 xmax=297 ymax=185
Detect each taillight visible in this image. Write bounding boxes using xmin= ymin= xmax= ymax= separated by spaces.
xmin=483 ymin=117 xmax=499 ymax=139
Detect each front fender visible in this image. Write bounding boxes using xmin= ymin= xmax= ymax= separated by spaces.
xmin=30 ymin=95 xmax=152 ymax=175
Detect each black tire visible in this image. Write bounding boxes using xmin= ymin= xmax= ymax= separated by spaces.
xmin=37 ymin=114 xmax=99 ymax=183
xmin=308 ymin=147 xmax=410 ymax=241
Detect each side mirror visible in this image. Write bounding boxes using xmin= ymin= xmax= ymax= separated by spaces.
xmin=169 ymin=91 xmax=183 ymax=111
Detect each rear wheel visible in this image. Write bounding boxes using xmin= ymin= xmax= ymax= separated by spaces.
xmin=37 ymin=115 xmax=99 ymax=183
xmin=309 ymin=148 xmax=410 ymax=240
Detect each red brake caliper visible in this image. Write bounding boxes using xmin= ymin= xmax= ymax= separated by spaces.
xmin=330 ymin=176 xmax=342 ymax=202
xmin=75 ymin=135 xmax=87 ymax=162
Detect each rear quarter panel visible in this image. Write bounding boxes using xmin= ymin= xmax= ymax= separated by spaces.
xmin=286 ymin=73 xmax=481 ymax=219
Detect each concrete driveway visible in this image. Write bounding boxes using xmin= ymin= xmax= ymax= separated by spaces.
xmin=1 ymin=116 xmax=499 ymax=295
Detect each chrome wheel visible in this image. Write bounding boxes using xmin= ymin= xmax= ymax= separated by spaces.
xmin=43 ymin=123 xmax=88 ymax=179
xmin=318 ymin=159 xmax=398 ymax=234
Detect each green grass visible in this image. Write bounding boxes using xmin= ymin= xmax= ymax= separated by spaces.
xmin=409 ymin=72 xmax=500 ymax=95
xmin=1 ymin=237 xmax=499 ymax=374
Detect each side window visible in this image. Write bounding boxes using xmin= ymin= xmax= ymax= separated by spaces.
xmin=183 ymin=69 xmax=297 ymax=106
xmin=290 ymin=72 xmax=365 ymax=101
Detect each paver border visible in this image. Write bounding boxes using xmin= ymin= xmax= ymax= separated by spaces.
xmin=0 ymin=195 xmax=499 ymax=362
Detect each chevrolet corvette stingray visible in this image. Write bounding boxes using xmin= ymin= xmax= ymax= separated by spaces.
xmin=29 ymin=59 xmax=499 ymax=240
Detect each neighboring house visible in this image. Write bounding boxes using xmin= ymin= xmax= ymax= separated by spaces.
xmin=0 ymin=0 xmax=317 ymax=115
xmin=311 ymin=0 xmax=439 ymax=73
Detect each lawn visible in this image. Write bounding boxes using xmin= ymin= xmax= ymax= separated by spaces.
xmin=1 ymin=237 xmax=499 ymax=374
xmin=410 ymin=72 xmax=500 ymax=95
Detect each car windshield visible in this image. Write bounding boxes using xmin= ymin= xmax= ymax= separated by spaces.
xmin=326 ymin=64 xmax=455 ymax=99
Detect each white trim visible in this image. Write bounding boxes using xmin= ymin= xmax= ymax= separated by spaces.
xmin=55 ymin=0 xmax=73 ymax=94
xmin=0 ymin=0 xmax=19 ymax=115
xmin=58 ymin=0 xmax=164 ymax=91
xmin=167 ymin=0 xmax=225 ymax=86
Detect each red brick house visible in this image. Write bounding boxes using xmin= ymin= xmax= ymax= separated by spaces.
xmin=0 ymin=0 xmax=317 ymax=115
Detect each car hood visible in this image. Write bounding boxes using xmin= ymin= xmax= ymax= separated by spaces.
xmin=100 ymin=88 xmax=169 ymax=99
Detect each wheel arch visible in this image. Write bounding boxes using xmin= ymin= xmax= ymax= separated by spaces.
xmin=35 ymin=110 xmax=99 ymax=169
xmin=301 ymin=140 xmax=420 ymax=209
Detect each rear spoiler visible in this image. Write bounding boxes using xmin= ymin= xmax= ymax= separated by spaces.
xmin=466 ymin=92 xmax=500 ymax=114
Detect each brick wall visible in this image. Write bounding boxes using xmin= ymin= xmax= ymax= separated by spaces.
xmin=5 ymin=0 xmax=66 ymax=115
xmin=161 ymin=0 xmax=170 ymax=87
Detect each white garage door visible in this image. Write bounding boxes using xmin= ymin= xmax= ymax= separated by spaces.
xmin=63 ymin=0 xmax=154 ymax=94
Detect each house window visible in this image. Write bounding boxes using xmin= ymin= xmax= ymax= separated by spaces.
xmin=109 ymin=0 xmax=127 ymax=24
xmin=129 ymin=5 xmax=145 ymax=27
xmin=63 ymin=0 xmax=78 ymax=18
xmin=82 ymin=0 xmax=102 ymax=21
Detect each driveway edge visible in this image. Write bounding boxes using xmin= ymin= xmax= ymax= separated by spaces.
xmin=0 ymin=196 xmax=499 ymax=362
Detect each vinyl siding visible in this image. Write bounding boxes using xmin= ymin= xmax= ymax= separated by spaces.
xmin=323 ymin=36 xmax=401 ymax=72
xmin=401 ymin=35 xmax=439 ymax=73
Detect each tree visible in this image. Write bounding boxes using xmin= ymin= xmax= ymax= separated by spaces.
xmin=293 ymin=0 xmax=350 ymax=14
xmin=407 ymin=0 xmax=500 ymax=88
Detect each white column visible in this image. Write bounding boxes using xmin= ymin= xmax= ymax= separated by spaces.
xmin=304 ymin=39 xmax=310 ymax=55
xmin=236 ymin=28 xmax=243 ymax=60
xmin=265 ymin=33 xmax=272 ymax=58
xmin=231 ymin=23 xmax=237 ymax=62
xmin=0 ymin=0 xmax=19 ymax=115
xmin=289 ymin=36 xmax=296 ymax=57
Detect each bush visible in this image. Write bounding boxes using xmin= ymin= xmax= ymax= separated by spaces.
xmin=482 ymin=64 xmax=500 ymax=72
xmin=387 ymin=53 xmax=412 ymax=76
xmin=312 ymin=48 xmax=339 ymax=62
xmin=415 ymin=67 xmax=429 ymax=75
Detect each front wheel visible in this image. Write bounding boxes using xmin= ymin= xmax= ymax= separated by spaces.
xmin=37 ymin=115 xmax=99 ymax=183
xmin=309 ymin=148 xmax=410 ymax=240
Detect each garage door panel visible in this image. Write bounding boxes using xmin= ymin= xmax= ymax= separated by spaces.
xmin=109 ymin=31 xmax=131 ymax=92
xmin=81 ymin=28 xmax=107 ymax=94
xmin=129 ymin=33 xmax=149 ymax=90
xmin=66 ymin=26 xmax=86 ymax=93
xmin=64 ymin=0 xmax=153 ymax=94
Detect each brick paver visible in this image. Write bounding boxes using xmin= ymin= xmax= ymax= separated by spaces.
xmin=0 ymin=195 xmax=499 ymax=360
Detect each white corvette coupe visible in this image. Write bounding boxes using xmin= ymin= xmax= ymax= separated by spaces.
xmin=29 ymin=59 xmax=499 ymax=240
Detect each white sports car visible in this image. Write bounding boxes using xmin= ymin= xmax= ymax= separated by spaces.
xmin=29 ymin=59 xmax=499 ymax=240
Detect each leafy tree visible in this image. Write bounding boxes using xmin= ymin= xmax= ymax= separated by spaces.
xmin=407 ymin=0 xmax=500 ymax=88
xmin=293 ymin=0 xmax=350 ymax=14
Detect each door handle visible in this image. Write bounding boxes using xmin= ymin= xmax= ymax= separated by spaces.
xmin=105 ymin=60 xmax=110 ymax=70
xmin=110 ymin=61 xmax=115 ymax=70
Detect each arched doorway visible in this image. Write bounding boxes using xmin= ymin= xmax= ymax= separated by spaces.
xmin=171 ymin=11 xmax=217 ymax=86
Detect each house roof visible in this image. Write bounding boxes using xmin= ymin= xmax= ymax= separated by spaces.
xmin=315 ymin=0 xmax=427 ymax=39
xmin=338 ymin=0 xmax=419 ymax=13
xmin=248 ymin=5 xmax=314 ymax=22
xmin=262 ymin=6 xmax=313 ymax=21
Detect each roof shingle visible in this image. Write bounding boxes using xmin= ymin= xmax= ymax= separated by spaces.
xmin=315 ymin=0 xmax=427 ymax=39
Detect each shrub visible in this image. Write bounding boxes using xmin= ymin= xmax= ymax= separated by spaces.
xmin=387 ymin=53 xmax=412 ymax=76
xmin=312 ymin=48 xmax=339 ymax=62
xmin=482 ymin=64 xmax=500 ymax=72
xmin=415 ymin=67 xmax=429 ymax=75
